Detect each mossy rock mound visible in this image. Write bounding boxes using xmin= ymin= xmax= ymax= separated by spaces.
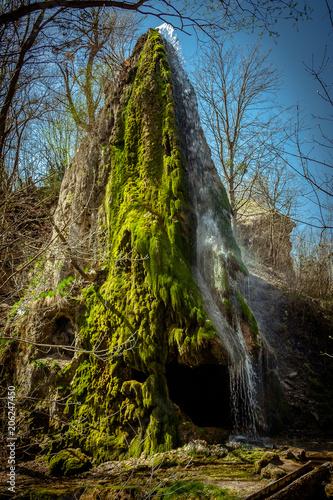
xmin=48 ymin=448 xmax=92 ymax=477
xmin=260 ymin=463 xmax=286 ymax=480
xmin=254 ymin=451 xmax=280 ymax=473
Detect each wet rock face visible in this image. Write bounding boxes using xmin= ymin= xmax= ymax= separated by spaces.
xmin=1 ymin=30 xmax=285 ymax=463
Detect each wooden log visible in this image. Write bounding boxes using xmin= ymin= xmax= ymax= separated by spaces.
xmin=268 ymin=462 xmax=331 ymax=500
xmin=245 ymin=461 xmax=313 ymax=500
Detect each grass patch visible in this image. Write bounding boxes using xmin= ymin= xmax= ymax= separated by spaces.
xmin=224 ymin=448 xmax=266 ymax=464
xmin=155 ymin=480 xmax=241 ymax=499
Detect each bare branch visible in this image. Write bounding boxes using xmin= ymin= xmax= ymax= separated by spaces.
xmin=0 ymin=0 xmax=147 ymax=25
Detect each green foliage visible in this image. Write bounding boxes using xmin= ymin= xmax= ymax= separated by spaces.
xmin=38 ymin=276 xmax=74 ymax=299
xmin=235 ymin=162 xmax=247 ymax=175
xmin=32 ymin=359 xmax=48 ymax=369
xmin=9 ymin=296 xmax=25 ymax=318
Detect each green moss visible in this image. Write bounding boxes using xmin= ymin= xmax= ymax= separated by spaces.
xmin=260 ymin=464 xmax=286 ymax=480
xmin=48 ymin=448 xmax=92 ymax=477
xmin=49 ymin=30 xmax=219 ymax=462
xmin=20 ymin=491 xmax=68 ymax=499
xmin=226 ymin=448 xmax=266 ymax=465
xmin=210 ymin=191 xmax=248 ymax=277
xmin=236 ymin=291 xmax=259 ymax=338
xmin=156 ymin=480 xmax=241 ymax=499
xmin=43 ymin=29 xmax=256 ymax=463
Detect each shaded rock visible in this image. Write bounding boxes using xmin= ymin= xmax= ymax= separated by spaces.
xmin=280 ymin=448 xmax=296 ymax=461
xmin=210 ymin=444 xmax=229 ymax=458
xmin=80 ymin=487 xmax=140 ymax=499
xmin=325 ymin=481 xmax=333 ymax=499
xmin=238 ymin=203 xmax=295 ymax=273
xmin=280 ymin=447 xmax=306 ymax=462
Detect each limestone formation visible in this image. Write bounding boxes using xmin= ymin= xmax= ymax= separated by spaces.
xmin=1 ymin=30 xmax=286 ymax=465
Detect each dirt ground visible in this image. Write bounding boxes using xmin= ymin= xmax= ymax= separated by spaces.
xmin=0 ymin=444 xmax=332 ymax=499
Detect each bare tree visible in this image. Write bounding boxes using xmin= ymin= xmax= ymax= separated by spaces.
xmin=0 ymin=0 xmax=311 ymax=35
xmin=36 ymin=108 xmax=78 ymax=188
xmin=0 ymin=6 xmax=142 ymax=307
xmin=293 ymin=51 xmax=333 ymax=230
xmin=0 ymin=5 xmax=139 ymax=192
xmin=52 ymin=7 xmax=140 ymax=133
xmin=192 ymin=40 xmax=292 ymax=235
xmin=279 ymin=2 xmax=333 ymax=231
xmin=292 ymin=226 xmax=333 ymax=298
xmin=0 ymin=10 xmax=55 ymax=192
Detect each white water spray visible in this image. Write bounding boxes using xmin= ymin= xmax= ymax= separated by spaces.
xmin=156 ymin=23 xmax=184 ymax=65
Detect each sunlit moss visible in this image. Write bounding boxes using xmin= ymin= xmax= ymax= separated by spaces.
xmin=236 ymin=290 xmax=259 ymax=338
xmin=51 ymin=30 xmax=218 ymax=463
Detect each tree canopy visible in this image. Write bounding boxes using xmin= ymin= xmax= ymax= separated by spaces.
xmin=0 ymin=0 xmax=311 ymax=36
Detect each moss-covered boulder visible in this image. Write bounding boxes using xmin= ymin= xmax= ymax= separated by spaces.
xmin=48 ymin=448 xmax=92 ymax=476
xmin=254 ymin=451 xmax=280 ymax=474
xmin=260 ymin=463 xmax=286 ymax=480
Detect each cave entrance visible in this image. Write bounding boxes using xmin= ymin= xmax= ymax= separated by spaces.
xmin=53 ymin=316 xmax=75 ymax=358
xmin=166 ymin=361 xmax=230 ymax=428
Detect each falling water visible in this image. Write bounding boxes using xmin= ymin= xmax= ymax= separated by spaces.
xmin=163 ymin=35 xmax=263 ymax=436
xmin=195 ymin=209 xmax=260 ymax=436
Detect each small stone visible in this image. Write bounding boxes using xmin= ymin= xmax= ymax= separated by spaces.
xmin=280 ymin=448 xmax=297 ymax=460
xmin=211 ymin=444 xmax=228 ymax=458
xmin=325 ymin=483 xmax=333 ymax=498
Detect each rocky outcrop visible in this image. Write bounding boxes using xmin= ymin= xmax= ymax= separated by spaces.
xmin=1 ymin=30 xmax=286 ymax=465
xmin=238 ymin=204 xmax=295 ymax=273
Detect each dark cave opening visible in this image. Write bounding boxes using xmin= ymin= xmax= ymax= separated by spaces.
xmin=166 ymin=361 xmax=231 ymax=428
xmin=130 ymin=368 xmax=149 ymax=383
xmin=53 ymin=316 xmax=75 ymax=357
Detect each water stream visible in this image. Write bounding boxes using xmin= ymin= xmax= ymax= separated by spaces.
xmin=163 ymin=36 xmax=262 ymax=437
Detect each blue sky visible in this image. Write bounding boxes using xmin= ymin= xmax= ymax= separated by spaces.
xmin=256 ymin=2 xmax=332 ymax=128
xmin=141 ymin=2 xmax=332 ymax=117
xmin=141 ymin=2 xmax=332 ymax=227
